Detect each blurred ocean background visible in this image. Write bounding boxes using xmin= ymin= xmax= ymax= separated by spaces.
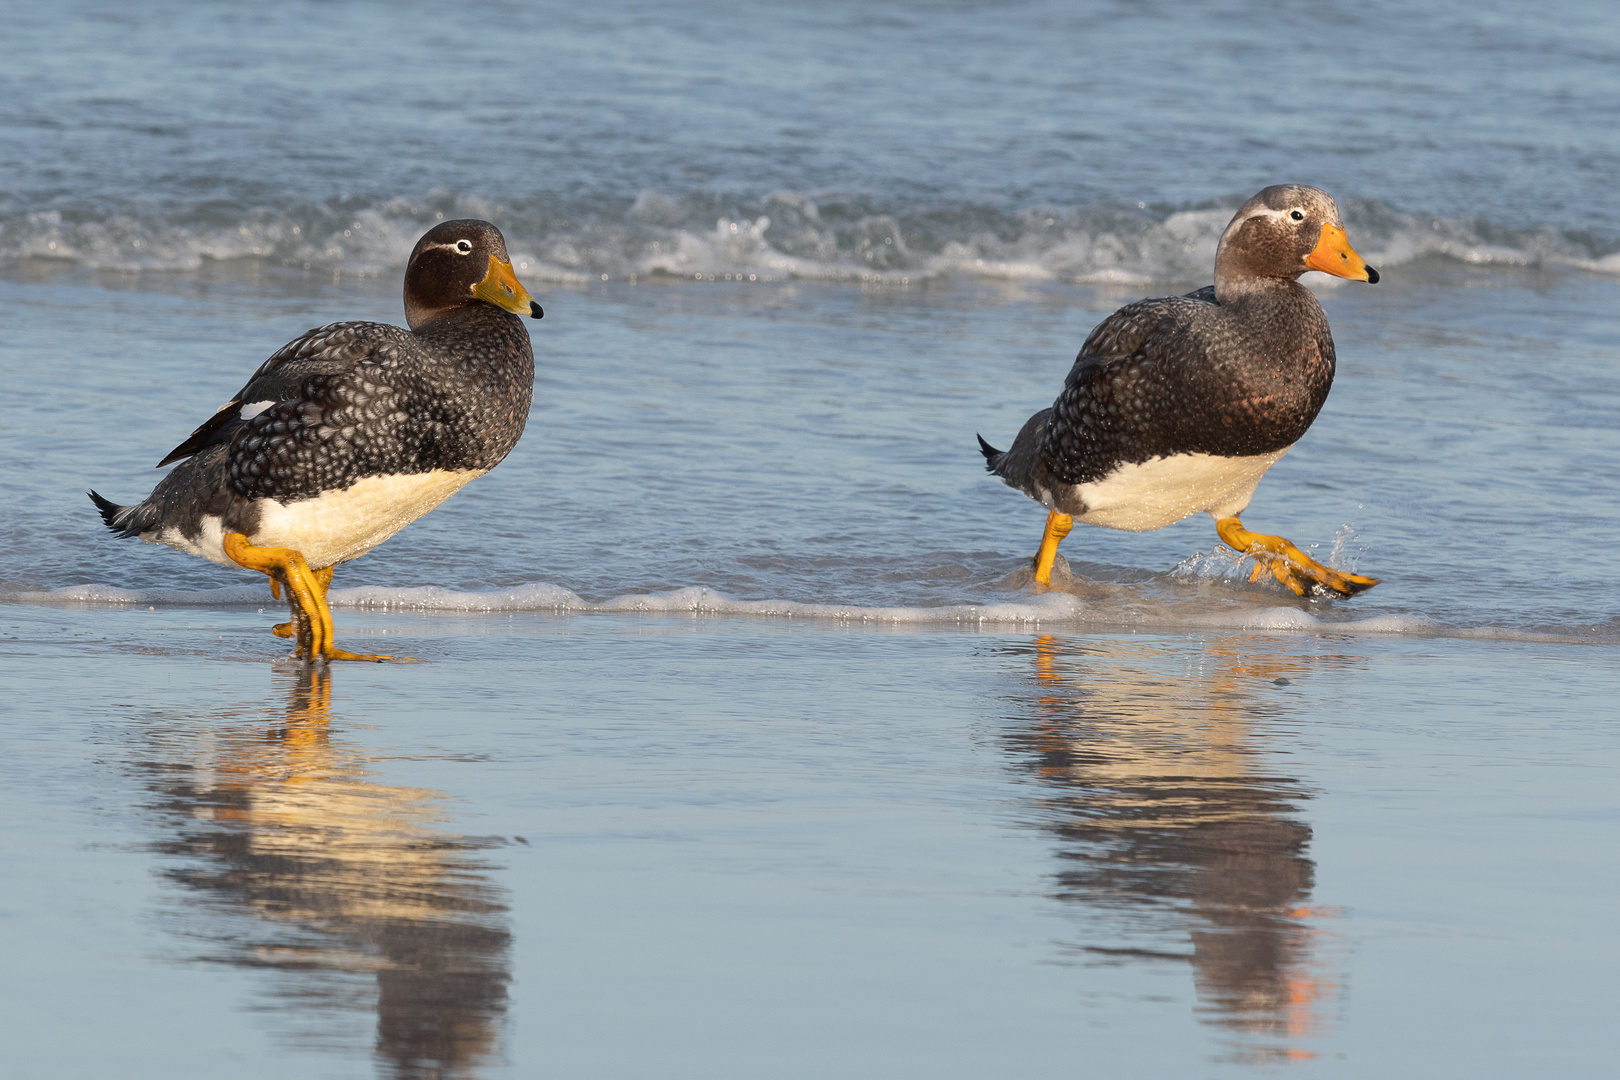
xmin=2 ymin=2 xmax=1617 ymax=1078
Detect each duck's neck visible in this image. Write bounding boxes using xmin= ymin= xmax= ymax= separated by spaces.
xmin=1210 ymin=271 xmax=1329 ymax=357
xmin=410 ymin=301 xmax=524 ymax=341
xmin=1213 ymin=267 xmax=1306 ymax=307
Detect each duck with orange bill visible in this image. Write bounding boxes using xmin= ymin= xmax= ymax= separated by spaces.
xmin=90 ymin=219 xmax=544 ymax=661
xmin=978 ymin=185 xmax=1380 ymax=597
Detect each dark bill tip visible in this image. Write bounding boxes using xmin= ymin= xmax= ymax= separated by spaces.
xmin=529 ymin=301 xmax=544 ymax=319
xmin=1365 ymin=266 xmax=1380 ymax=284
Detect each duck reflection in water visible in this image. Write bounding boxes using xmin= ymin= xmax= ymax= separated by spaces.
xmin=1008 ymin=634 xmax=1347 ymax=1064
xmin=138 ymin=667 xmax=511 ymax=1079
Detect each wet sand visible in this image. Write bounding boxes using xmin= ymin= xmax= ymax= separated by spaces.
xmin=4 ymin=603 xmax=1615 ymax=1078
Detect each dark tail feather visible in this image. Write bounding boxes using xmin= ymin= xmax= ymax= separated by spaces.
xmin=979 ymin=409 xmax=1050 ymax=491
xmin=976 ymin=434 xmax=1004 ymax=473
xmin=88 ymin=490 xmax=154 ymax=538
xmin=88 ymin=490 xmax=123 ymax=529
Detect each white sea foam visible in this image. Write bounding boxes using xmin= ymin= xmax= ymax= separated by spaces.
xmin=5 ymin=191 xmax=1615 ymax=287
xmin=1555 ymin=251 xmax=1620 ymax=276
xmin=9 ymin=580 xmax=1609 ymax=642
xmin=338 ymin=582 xmax=1090 ymax=625
xmin=25 ymin=583 xmax=272 ymax=606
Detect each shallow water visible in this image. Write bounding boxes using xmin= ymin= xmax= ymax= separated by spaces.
xmin=3 ymin=1 xmax=1619 ymax=1077
xmin=5 ymin=609 xmax=1617 ymax=1078
xmin=6 ymin=266 xmax=1618 ymax=640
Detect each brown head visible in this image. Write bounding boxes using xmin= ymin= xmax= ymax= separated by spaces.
xmin=1213 ymin=185 xmax=1378 ymax=302
xmin=403 ymin=219 xmax=544 ymax=329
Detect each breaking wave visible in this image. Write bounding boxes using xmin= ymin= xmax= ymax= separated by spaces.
xmin=3 ymin=188 xmax=1618 ymax=286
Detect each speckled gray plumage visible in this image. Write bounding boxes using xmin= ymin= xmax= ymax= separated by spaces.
xmin=92 ymin=219 xmax=538 ymax=552
xmin=980 ymin=185 xmax=1356 ymax=516
xmin=222 ymin=304 xmax=533 ymax=502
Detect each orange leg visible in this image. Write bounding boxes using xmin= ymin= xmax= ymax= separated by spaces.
xmin=270 ymin=566 xmax=332 ymax=640
xmin=1032 ymin=510 xmax=1074 ymax=589
xmin=1215 ymin=516 xmax=1379 ymax=598
xmin=223 ymin=533 xmax=402 ymax=662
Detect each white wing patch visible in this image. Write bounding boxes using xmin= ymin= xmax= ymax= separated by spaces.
xmin=239 ymin=400 xmax=275 ymax=420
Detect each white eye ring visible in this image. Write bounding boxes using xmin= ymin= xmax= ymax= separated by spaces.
xmin=1289 ymin=209 xmax=1305 ymax=222
xmin=455 ymin=239 xmax=473 ymax=254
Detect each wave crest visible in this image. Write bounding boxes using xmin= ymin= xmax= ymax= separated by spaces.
xmin=5 ymin=189 xmax=1617 ymax=285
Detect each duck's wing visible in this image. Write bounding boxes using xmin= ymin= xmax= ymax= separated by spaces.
xmin=1069 ymin=286 xmax=1217 ymax=377
xmin=157 ymin=322 xmax=401 ymax=466
xmin=1042 ymin=286 xmax=1219 ymax=484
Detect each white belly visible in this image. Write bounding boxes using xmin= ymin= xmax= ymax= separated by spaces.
xmin=151 ymin=468 xmax=487 ymax=568
xmin=1070 ymin=449 xmax=1288 ymax=532
xmin=252 ymin=468 xmax=487 ymax=567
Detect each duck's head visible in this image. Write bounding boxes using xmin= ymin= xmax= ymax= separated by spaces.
xmin=403 ymin=219 xmax=544 ymax=329
xmin=1214 ymin=185 xmax=1378 ymax=302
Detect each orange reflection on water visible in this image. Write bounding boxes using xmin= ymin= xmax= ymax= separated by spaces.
xmin=139 ymin=666 xmax=511 ymax=1079
xmin=1013 ymin=633 xmax=1348 ymax=1064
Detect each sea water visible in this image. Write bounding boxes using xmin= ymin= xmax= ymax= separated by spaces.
xmin=2 ymin=2 xmax=1617 ymax=1077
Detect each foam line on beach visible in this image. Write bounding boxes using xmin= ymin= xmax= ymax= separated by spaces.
xmin=12 ymin=581 xmax=1616 ymax=644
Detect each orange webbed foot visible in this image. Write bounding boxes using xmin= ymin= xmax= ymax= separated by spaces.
xmin=1216 ymin=516 xmax=1379 ymax=598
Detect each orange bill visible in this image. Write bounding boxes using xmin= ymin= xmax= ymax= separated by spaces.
xmin=1305 ymin=222 xmax=1379 ymax=283
xmin=473 ymin=255 xmax=544 ymax=317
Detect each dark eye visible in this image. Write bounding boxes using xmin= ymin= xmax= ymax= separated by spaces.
xmin=455 ymin=239 xmax=473 ymax=254
xmin=1289 ymin=210 xmax=1305 ymax=222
